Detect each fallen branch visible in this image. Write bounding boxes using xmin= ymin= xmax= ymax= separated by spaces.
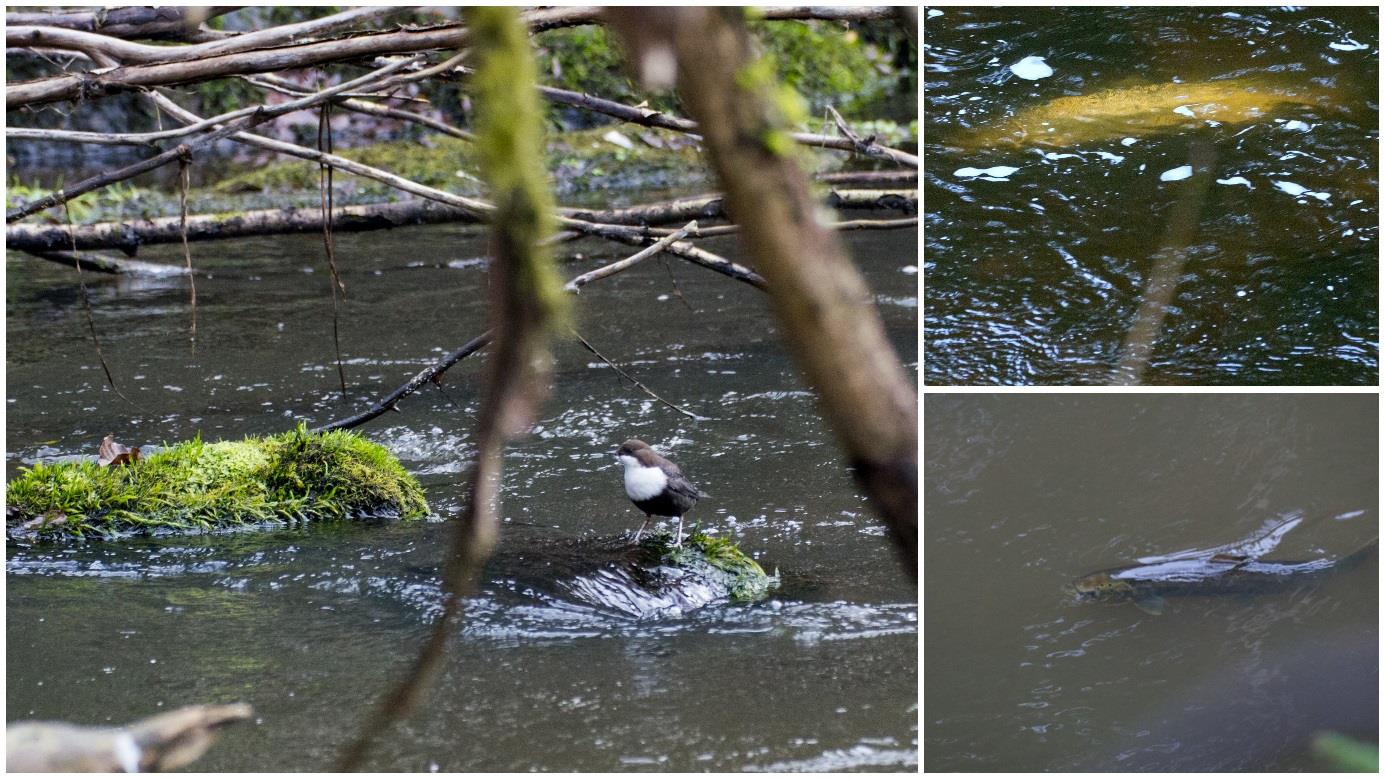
xmin=311 ymin=330 xmax=493 ymax=434
xmin=5 ymin=6 xmax=240 ymax=42
xmin=564 ymin=220 xmax=694 ymax=291
xmin=23 ymin=75 xmax=766 ymax=290
xmin=816 ymin=169 xmax=917 ymax=187
xmin=5 ymin=7 xmax=408 ymax=67
xmin=5 ymin=7 xmax=595 ymax=109
xmin=542 ymin=82 xmax=920 ymax=166
xmin=6 ymin=196 xmax=911 ymax=255
xmin=6 ymin=54 xmax=425 ymax=223
xmin=244 ymin=73 xmax=474 ymax=141
xmin=28 ymin=249 xmax=190 ymax=276
xmin=6 ymin=199 xmax=482 ymax=255
xmin=398 ymin=62 xmax=919 ymax=168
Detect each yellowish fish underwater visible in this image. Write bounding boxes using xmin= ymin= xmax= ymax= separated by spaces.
xmin=946 ymin=77 xmax=1340 ymax=150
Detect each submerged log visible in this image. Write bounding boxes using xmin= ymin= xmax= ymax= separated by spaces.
xmin=5 ymin=189 xmax=916 ymax=256
xmin=7 ymin=703 xmax=252 ymax=772
xmin=6 ymin=426 xmax=428 ymax=540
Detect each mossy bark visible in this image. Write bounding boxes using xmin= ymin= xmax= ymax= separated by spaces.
xmin=6 ymin=426 xmax=428 ymax=540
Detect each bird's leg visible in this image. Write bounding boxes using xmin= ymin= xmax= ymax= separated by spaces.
xmin=634 ymin=515 xmax=652 ymax=541
xmin=672 ymin=515 xmax=684 ymax=546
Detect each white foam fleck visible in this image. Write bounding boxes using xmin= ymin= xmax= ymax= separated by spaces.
xmin=954 ymin=165 xmax=1019 ymax=180
xmin=1273 ymin=180 xmax=1330 ymax=200
xmin=1009 ymin=55 xmax=1053 ymax=80
xmin=1159 ymin=165 xmax=1193 ymax=182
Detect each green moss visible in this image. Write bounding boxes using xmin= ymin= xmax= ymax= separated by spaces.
xmin=6 ymin=177 xmax=153 ymax=224
xmin=750 ymin=19 xmax=900 ymax=117
xmin=531 ymin=17 xmax=906 ymax=128
xmin=465 ymin=6 xmax=570 ymax=333
xmin=655 ymin=530 xmax=779 ymax=602
xmin=6 ymin=426 xmax=428 ymax=540
xmin=1312 ymin=733 xmax=1378 ymax=772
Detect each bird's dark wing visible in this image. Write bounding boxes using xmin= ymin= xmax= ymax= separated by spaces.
xmin=665 ymin=473 xmax=706 ymax=501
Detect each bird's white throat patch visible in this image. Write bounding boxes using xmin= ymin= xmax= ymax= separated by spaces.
xmin=619 ymin=455 xmax=667 ymax=501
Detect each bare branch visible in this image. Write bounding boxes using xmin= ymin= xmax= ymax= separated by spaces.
xmin=25 ymin=250 xmax=189 ymax=276
xmin=564 ymin=220 xmax=695 ymax=291
xmin=5 ymin=8 xmax=590 ymax=109
xmin=8 ymin=7 xmax=908 ymax=113
xmin=6 ymin=195 xmax=910 ymax=256
xmin=244 ymin=74 xmax=474 ymax=141
xmin=6 ymin=7 xmax=408 ymax=66
xmin=6 ymin=55 xmax=425 ymax=224
xmin=5 ymin=7 xmax=241 ymax=41
xmin=571 ymin=329 xmax=706 ymax=420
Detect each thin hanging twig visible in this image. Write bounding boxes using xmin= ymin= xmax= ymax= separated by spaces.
xmin=570 ymin=328 xmax=706 ymax=420
xmin=177 ymin=153 xmax=196 ymax=349
xmin=64 ymin=203 xmax=137 ymax=408
xmin=658 ymin=254 xmax=695 ymax=311
xmin=318 ymin=100 xmax=348 ymax=397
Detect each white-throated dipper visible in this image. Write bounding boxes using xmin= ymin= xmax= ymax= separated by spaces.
xmin=615 ymin=439 xmax=707 ymax=546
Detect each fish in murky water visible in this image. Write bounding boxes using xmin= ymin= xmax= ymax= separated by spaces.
xmin=948 ymin=78 xmax=1339 ymax=150
xmin=1070 ymin=513 xmax=1376 ymax=615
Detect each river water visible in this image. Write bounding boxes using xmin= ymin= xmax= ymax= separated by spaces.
xmin=924 ymin=6 xmax=1378 ymax=384
xmin=924 ymin=393 xmax=1378 ymax=770
xmin=5 ymin=222 xmax=918 ymax=770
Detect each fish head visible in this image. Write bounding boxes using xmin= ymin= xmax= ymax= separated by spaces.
xmin=1069 ymin=571 xmax=1135 ymax=603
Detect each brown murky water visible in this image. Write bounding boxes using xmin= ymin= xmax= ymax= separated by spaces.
xmin=924 ymin=393 xmax=1377 ymax=771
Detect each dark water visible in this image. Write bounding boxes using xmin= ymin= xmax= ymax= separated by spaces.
xmin=5 ymin=223 xmax=918 ymax=770
xmin=923 ymin=6 xmax=1379 ymax=384
xmin=924 ymin=394 xmax=1378 ymax=771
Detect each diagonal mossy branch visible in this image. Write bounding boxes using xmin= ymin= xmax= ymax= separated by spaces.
xmin=334 ymin=8 xmax=567 ymax=770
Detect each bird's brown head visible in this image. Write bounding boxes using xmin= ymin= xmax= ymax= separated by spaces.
xmin=615 ymin=439 xmax=661 ymax=467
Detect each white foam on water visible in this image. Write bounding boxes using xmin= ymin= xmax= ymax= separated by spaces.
xmin=954 ymin=165 xmax=1019 ymax=180
xmin=1009 ymin=55 xmax=1053 ymax=80
xmin=1160 ymin=165 xmax=1193 ymax=182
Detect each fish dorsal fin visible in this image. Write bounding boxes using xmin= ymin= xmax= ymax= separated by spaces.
xmin=1136 ymin=511 xmax=1305 ymax=565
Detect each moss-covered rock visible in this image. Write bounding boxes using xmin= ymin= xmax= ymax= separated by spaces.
xmin=6 ymin=426 xmax=428 ymax=540
xmin=640 ymin=530 xmax=779 ymax=603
